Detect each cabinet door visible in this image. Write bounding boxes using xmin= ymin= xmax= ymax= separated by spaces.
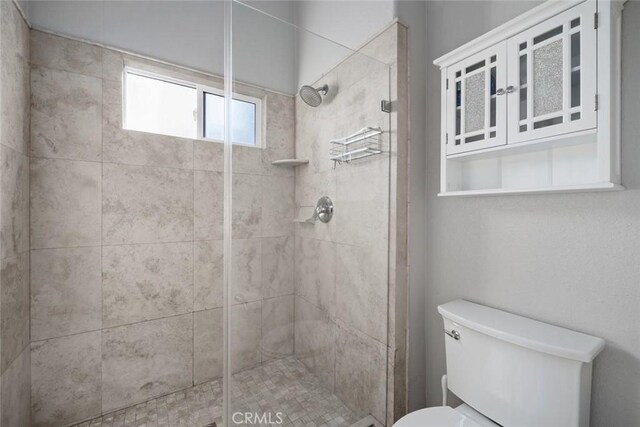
xmin=507 ymin=1 xmax=597 ymax=144
xmin=446 ymin=42 xmax=507 ymax=155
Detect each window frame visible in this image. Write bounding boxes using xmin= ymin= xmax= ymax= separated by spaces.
xmin=123 ymin=66 xmax=263 ymax=148
xmin=196 ymin=85 xmax=263 ymax=148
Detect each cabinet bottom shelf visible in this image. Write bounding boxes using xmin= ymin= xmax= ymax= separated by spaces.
xmin=438 ymin=182 xmax=624 ymax=197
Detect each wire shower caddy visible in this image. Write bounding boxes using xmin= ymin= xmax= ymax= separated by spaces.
xmin=329 ymin=126 xmax=383 ymax=165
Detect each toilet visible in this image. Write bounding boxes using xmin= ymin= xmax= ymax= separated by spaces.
xmin=396 ymin=299 xmax=605 ymax=427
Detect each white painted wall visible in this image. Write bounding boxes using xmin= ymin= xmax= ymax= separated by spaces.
xmin=294 ymin=0 xmax=396 ymax=86
xmin=24 ymin=0 xmax=401 ymax=104
xmin=25 ymin=0 xmax=297 ymax=94
xmin=232 ymin=1 xmax=296 ymax=93
xmin=425 ymin=2 xmax=640 ymax=426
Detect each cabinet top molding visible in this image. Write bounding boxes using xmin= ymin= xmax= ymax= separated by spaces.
xmin=433 ymin=0 xmax=623 ymax=69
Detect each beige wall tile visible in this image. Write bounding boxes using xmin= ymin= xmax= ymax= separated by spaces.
xmin=30 ymin=158 xmax=101 ymax=249
xmin=0 ymin=346 xmax=30 ymax=427
xmin=231 ymin=238 xmax=262 ymax=304
xmin=231 ymin=301 xmax=261 ymax=373
xmin=232 ymin=174 xmax=262 ymax=239
xmin=194 ymin=140 xmax=223 ymax=172
xmin=334 ymin=322 xmax=387 ymax=422
xmin=0 ymin=253 xmax=29 ymax=374
xmin=194 ymin=170 xmax=223 ymax=241
xmin=31 ymin=247 xmax=102 ymax=341
xmin=293 ymin=168 xmax=336 ymax=243
xmin=262 ymin=175 xmax=294 ymax=237
xmin=294 ymin=296 xmax=335 ymax=391
xmin=101 ymin=48 xmax=123 ymax=82
xmin=1 ymin=1 xmax=29 ymax=74
xmin=102 ymin=315 xmax=193 ymax=412
xmin=0 ymin=63 xmax=30 ymax=154
xmin=336 ymin=244 xmax=388 ymax=344
xmin=294 ymin=168 xmax=336 ymax=209
xmin=31 ymin=331 xmax=101 ymax=426
xmin=103 ymin=163 xmax=193 ymax=245
xmin=262 ymin=93 xmax=295 ymax=177
xmin=262 ymin=295 xmax=294 ymax=361
xmin=102 ymin=80 xmax=194 ymax=169
xmin=194 ymin=308 xmax=223 ymax=384
xmin=294 ymin=100 xmax=333 ymax=174
xmin=294 ymin=237 xmax=336 ymax=317
xmin=0 ymin=4 xmax=30 ymax=425
xmin=30 ymin=30 xmax=102 ymax=78
xmin=358 ymin=25 xmax=398 ymax=67
xmin=262 ymin=236 xmax=293 ymax=298
xmin=292 ymin=27 xmax=398 ymax=421
xmin=194 ymin=240 xmax=223 ymax=311
xmin=232 ymin=146 xmax=262 ymax=175
xmin=31 ymin=66 xmax=102 ymax=161
xmin=334 ymin=156 xmax=389 ymax=251
xmin=103 ymin=242 xmax=193 ymax=327
xmin=1 ymin=145 xmax=29 ymax=258
xmin=0 ymin=0 xmax=30 ymax=155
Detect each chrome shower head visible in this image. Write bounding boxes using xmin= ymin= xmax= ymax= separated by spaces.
xmin=299 ymin=84 xmax=328 ymax=107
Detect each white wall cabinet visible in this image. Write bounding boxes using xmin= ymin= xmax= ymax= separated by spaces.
xmin=435 ymin=0 xmax=624 ymax=196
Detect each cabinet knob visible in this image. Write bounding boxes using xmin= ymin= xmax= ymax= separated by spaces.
xmin=496 ymin=88 xmax=506 ymax=96
xmin=506 ymin=85 xmax=516 ymax=93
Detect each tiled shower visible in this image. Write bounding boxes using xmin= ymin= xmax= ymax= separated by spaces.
xmin=0 ymin=1 xmax=408 ymax=426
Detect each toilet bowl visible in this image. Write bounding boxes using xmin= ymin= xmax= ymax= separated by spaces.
xmin=394 ymin=403 xmax=497 ymax=427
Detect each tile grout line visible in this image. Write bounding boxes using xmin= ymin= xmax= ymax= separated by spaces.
xmin=192 ymin=110 xmax=196 ymax=389
xmin=99 ymin=43 xmax=106 ymax=418
xmin=30 ymin=292 xmax=300 ymax=347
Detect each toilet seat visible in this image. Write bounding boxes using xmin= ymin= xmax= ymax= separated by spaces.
xmin=394 ymin=404 xmax=498 ymax=427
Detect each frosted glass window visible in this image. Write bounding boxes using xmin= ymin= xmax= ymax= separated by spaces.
xmin=465 ymin=72 xmax=485 ymax=132
xmin=125 ymin=72 xmax=197 ymax=139
xmin=533 ymin=39 xmax=563 ymax=116
xmin=204 ymin=93 xmax=257 ymax=146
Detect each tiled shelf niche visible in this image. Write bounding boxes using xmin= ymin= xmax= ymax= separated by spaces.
xmin=434 ymin=0 xmax=625 ymax=196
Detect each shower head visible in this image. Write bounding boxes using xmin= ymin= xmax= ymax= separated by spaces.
xmin=299 ymin=84 xmax=328 ymax=107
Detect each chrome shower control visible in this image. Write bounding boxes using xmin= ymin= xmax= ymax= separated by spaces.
xmin=444 ymin=329 xmax=460 ymax=340
xmin=315 ymin=196 xmax=334 ymax=223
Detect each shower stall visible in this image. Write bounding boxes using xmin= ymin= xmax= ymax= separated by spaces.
xmin=0 ymin=1 xmax=408 ymax=425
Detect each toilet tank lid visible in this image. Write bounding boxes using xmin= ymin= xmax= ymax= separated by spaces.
xmin=438 ymin=299 xmax=605 ymax=363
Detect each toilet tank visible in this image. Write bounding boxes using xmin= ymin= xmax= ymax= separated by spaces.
xmin=438 ymin=300 xmax=604 ymax=427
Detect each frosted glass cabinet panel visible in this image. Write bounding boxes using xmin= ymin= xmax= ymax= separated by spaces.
xmin=446 ymin=43 xmax=507 ymax=155
xmin=506 ymin=1 xmax=597 ymax=144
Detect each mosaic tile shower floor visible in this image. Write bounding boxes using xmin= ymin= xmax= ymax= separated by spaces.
xmin=74 ymin=356 xmax=360 ymax=427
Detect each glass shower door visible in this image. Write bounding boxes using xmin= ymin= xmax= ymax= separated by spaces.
xmin=225 ymin=2 xmax=393 ymax=425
